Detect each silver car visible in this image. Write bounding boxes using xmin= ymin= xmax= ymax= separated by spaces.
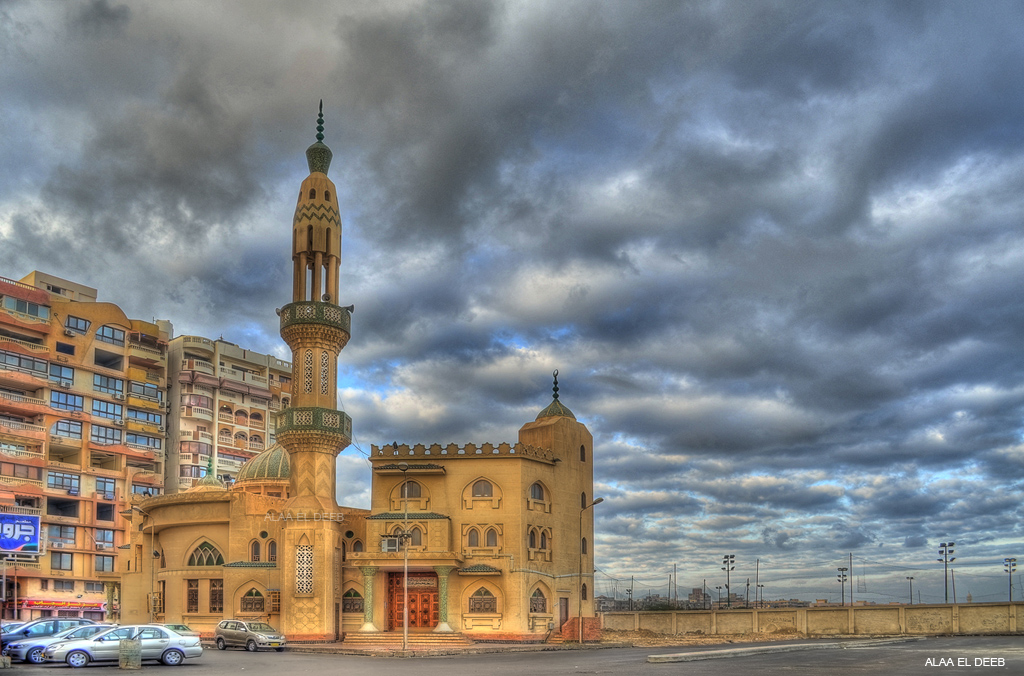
xmin=214 ymin=620 xmax=286 ymax=651
xmin=44 ymin=624 xmax=203 ymax=667
xmin=6 ymin=623 xmax=114 ymax=664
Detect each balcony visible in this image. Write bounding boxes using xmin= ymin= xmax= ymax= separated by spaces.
xmin=0 ymin=443 xmax=44 ymax=459
xmin=248 ymin=441 xmax=265 ymax=451
xmin=178 ymin=477 xmax=195 ymax=489
xmin=180 ymin=405 xmax=213 ymax=422
xmin=181 ymin=358 xmax=215 ymax=375
xmin=127 ymin=366 xmax=165 ymax=388
xmin=181 ymin=336 xmax=214 ymax=356
xmin=49 ymin=433 xmax=83 ymax=450
xmin=127 ymin=340 xmax=164 ymax=367
xmin=218 ymin=413 xmax=234 ymax=424
xmin=0 ymin=334 xmax=47 ymax=354
xmin=248 ymin=418 xmax=266 ymax=430
xmin=0 ymin=363 xmax=48 ymax=390
xmin=0 ymin=474 xmax=43 ymax=489
xmin=0 ymin=389 xmax=48 ymax=417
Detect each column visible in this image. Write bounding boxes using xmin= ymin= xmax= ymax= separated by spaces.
xmin=359 ymin=567 xmax=378 ymax=632
xmin=433 ymin=566 xmax=456 ymax=633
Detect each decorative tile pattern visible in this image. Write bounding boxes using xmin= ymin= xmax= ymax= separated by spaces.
xmin=320 ymin=351 xmax=329 ymax=395
xmin=303 ymin=349 xmax=313 ymax=393
xmin=296 ymin=545 xmax=314 ymax=595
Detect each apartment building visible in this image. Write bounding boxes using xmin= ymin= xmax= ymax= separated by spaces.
xmin=166 ymin=336 xmax=291 ymax=492
xmin=0 ymin=271 xmax=168 ymax=620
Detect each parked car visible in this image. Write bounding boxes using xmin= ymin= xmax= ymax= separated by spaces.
xmin=5 ymin=624 xmax=114 ymax=664
xmin=0 ymin=622 xmax=25 ymax=635
xmin=43 ymin=624 xmax=203 ymax=667
xmin=162 ymin=623 xmax=199 ymax=637
xmin=214 ymin=620 xmax=286 ymax=652
xmin=0 ymin=618 xmax=95 ymax=648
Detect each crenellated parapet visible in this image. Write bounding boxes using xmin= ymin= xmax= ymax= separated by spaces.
xmin=370 ymin=441 xmax=559 ymax=464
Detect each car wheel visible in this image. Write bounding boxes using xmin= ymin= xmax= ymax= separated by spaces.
xmin=246 ymin=639 xmax=258 ymax=652
xmin=275 ymin=647 xmax=284 ymax=653
xmin=161 ymin=649 xmax=185 ymax=666
xmin=66 ymin=651 xmax=90 ymax=668
xmin=216 ymin=637 xmax=226 ymax=650
xmin=27 ymin=647 xmax=45 ymax=664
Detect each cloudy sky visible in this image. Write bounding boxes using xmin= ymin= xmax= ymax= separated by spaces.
xmin=3 ymin=0 xmax=1023 ymax=604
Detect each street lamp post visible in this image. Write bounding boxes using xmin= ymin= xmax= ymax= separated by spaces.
xmin=1004 ymin=558 xmax=1017 ymax=602
xmin=397 ymin=460 xmax=410 ymax=652
xmin=715 ymin=586 xmax=722 ymax=609
xmin=721 ymin=555 xmax=735 ymax=608
xmin=837 ymin=568 xmax=848 ymax=606
xmin=906 ymin=577 xmax=914 ymax=605
xmin=937 ymin=542 xmax=956 ymax=604
xmin=578 ymin=497 xmax=603 ymax=643
xmin=757 ymin=584 xmax=764 ymax=608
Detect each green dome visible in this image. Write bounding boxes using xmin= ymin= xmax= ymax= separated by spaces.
xmin=235 ymin=444 xmax=290 ymax=483
xmin=187 ymin=456 xmax=225 ymax=492
xmin=536 ymin=369 xmax=576 ymax=420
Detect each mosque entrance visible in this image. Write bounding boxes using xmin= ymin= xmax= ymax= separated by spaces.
xmin=387 ymin=572 xmax=439 ymax=630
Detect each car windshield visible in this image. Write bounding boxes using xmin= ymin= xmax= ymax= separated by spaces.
xmin=246 ymin=623 xmax=276 ymax=632
xmin=65 ymin=626 xmax=108 ymax=640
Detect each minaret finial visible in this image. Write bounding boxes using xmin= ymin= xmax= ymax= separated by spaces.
xmin=316 ymin=99 xmax=325 ymax=142
xmin=552 ymin=369 xmax=559 ymax=400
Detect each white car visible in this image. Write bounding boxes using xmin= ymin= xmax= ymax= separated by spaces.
xmin=6 ymin=623 xmax=114 ymax=664
xmin=44 ymin=624 xmax=203 ymax=667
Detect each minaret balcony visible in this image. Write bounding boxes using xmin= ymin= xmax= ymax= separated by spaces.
xmin=278 ymin=301 xmax=351 ymax=335
xmin=276 ymin=406 xmax=352 ymax=443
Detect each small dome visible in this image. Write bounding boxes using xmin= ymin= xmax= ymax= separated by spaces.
xmin=536 ymin=368 xmax=575 ymax=420
xmin=235 ymin=444 xmax=290 ymax=483
xmin=188 ymin=471 xmax=226 ymax=493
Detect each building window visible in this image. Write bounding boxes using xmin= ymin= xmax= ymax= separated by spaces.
xmin=125 ymin=433 xmax=161 ymax=449
xmin=55 ymin=342 xmax=75 ymax=356
xmin=131 ymin=485 xmax=160 ymax=497
xmin=210 ymin=580 xmax=224 ymax=613
xmin=95 ymin=529 xmax=114 ymax=546
xmin=2 ymin=297 xmax=49 ymax=319
xmin=47 ymin=471 xmax=80 ymax=491
xmin=51 ymin=552 xmax=73 ymax=571
xmin=65 ymin=316 xmax=90 ymax=334
xmin=127 ymin=408 xmax=162 ymax=425
xmin=581 ymin=537 xmax=587 ymax=555
xmin=92 ymin=400 xmax=122 ymax=420
xmin=96 ymin=478 xmax=115 ymax=496
xmin=241 ymin=588 xmax=265 ymax=613
xmin=530 ymin=482 xmax=545 ymax=500
xmin=52 ymin=419 xmax=82 ymax=439
xmin=530 ymin=589 xmax=547 ymax=613
xmin=50 ymin=392 xmax=83 ymax=412
xmin=93 ymin=375 xmax=124 ymax=396
xmin=250 ymin=541 xmax=261 ymax=562
xmin=96 ymin=325 xmax=125 ymax=346
xmin=187 ymin=542 xmax=224 ymax=566
xmin=540 ymin=531 xmax=548 ymax=550
xmin=267 ymin=540 xmax=277 ymax=562
xmin=468 ymin=587 xmax=497 ymax=613
xmin=486 ymin=528 xmax=498 ymax=547
xmin=582 ymin=583 xmax=588 ymax=601
xmin=54 ymin=580 xmax=74 ymax=592
xmin=352 ymin=540 xmax=363 ymax=553
xmin=85 ymin=582 xmax=103 ymax=593
xmin=342 ymin=589 xmax=363 ymax=614
xmin=409 ymin=526 xmax=422 ymax=547
xmin=47 ymin=525 xmax=75 ymax=545
xmin=0 ymin=349 xmax=46 ymax=374
xmin=48 ymin=364 xmax=74 ymax=384
xmin=186 ymin=580 xmax=198 ymax=613
xmin=528 ymin=530 xmax=536 ymax=549
xmin=581 ymin=492 xmax=587 ymax=509
xmin=95 ymin=555 xmax=114 ymax=572
xmin=90 ymin=425 xmax=122 ymax=445
xmin=400 ymin=480 xmax=421 ymax=498
xmin=468 ymin=529 xmax=479 ymax=547
xmin=580 ymin=444 xmax=586 ymax=462
xmin=129 ymin=381 xmax=161 ymax=401
xmin=0 ymin=462 xmax=41 ymax=481
xmin=296 ymin=545 xmax=313 ymax=595
xmin=472 ymin=480 xmax=493 ymax=497
xmin=269 ymin=591 xmax=281 ymax=613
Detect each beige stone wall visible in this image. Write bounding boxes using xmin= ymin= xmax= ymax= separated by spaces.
xmin=602 ymin=603 xmax=1023 ymax=637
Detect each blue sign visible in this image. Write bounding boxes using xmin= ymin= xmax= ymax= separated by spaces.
xmin=0 ymin=514 xmax=40 ymax=554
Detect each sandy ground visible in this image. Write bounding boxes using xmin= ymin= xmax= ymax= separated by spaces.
xmin=600 ymin=628 xmax=804 ymax=647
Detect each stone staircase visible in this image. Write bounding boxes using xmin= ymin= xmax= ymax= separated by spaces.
xmin=342 ymin=631 xmax=475 ymax=650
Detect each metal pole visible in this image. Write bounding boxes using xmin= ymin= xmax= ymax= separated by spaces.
xmin=398 ymin=461 xmax=409 ymax=652
xmin=906 ymin=577 xmax=914 ymax=605
xmin=849 ymin=553 xmax=853 ymax=606
xmin=578 ymin=498 xmax=603 ymax=643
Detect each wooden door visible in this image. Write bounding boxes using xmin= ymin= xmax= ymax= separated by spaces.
xmin=388 ymin=573 xmax=439 ymax=629
xmin=559 ymin=598 xmax=569 ymax=628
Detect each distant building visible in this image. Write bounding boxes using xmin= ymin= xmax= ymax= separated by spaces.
xmin=0 ymin=271 xmax=168 ymax=620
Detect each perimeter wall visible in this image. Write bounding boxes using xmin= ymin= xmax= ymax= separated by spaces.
xmin=601 ymin=603 xmax=1022 ymax=636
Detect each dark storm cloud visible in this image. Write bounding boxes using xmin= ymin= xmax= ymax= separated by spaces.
xmin=3 ymin=0 xmax=1024 ymax=601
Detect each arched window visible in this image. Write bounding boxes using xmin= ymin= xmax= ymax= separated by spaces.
xmin=486 ymin=528 xmax=498 ymax=547
xmin=241 ymin=588 xmax=264 ymax=612
xmin=235 ymin=431 xmax=248 ymax=442
xmin=249 ymin=412 xmax=263 ymax=424
xmin=468 ymin=529 xmax=479 ymax=547
xmin=540 ymin=531 xmax=548 ymax=550
xmin=401 ymin=481 xmax=421 ymax=498
xmin=353 ymin=540 xmax=363 ymax=553
xmin=341 ymin=540 xmax=347 ymax=562
xmin=581 ymin=492 xmax=587 ymax=509
xmin=581 ymin=537 xmax=587 ymax=555
xmin=342 ymin=588 xmax=363 ymax=613
xmin=580 ymin=444 xmax=586 ymax=462
xmin=582 ymin=583 xmax=588 ymax=601
xmin=530 ymin=589 xmax=547 ymax=613
xmin=530 ymin=482 xmax=545 ymax=500
xmin=410 ymin=526 xmax=423 ymax=547
xmin=309 ymin=188 xmax=316 ymax=199
xmin=268 ymin=540 xmax=277 ymax=562
xmin=324 ymin=190 xmax=331 ymax=202
xmin=250 ymin=541 xmax=261 ymax=562
xmin=469 ymin=587 xmax=496 ymax=613
xmin=188 ymin=542 xmax=224 ymax=566
xmin=472 ymin=480 xmax=493 ymax=497
xmin=528 ymin=530 xmax=537 ymax=549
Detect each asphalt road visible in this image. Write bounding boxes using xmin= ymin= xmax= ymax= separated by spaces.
xmin=3 ymin=636 xmax=1020 ymax=675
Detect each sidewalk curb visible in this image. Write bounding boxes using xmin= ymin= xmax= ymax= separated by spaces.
xmin=647 ymin=637 xmax=923 ymax=663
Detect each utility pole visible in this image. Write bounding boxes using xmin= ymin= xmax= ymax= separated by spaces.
xmin=1004 ymin=559 xmax=1017 ymax=602
xmin=629 ymin=576 xmax=634 ymax=611
xmin=721 ymin=554 xmax=735 ymax=608
xmin=849 ymin=553 xmax=854 ymax=606
xmin=938 ymin=542 xmax=955 ymax=603
xmin=703 ymin=579 xmax=707 ymax=610
xmin=745 ymin=578 xmax=750 ymax=607
xmin=837 ymin=567 xmax=848 ymax=606
xmin=906 ymin=577 xmax=914 ymax=605
xmin=951 ymin=569 xmax=957 ymax=604
xmin=673 ymin=563 xmax=677 ymax=608
xmin=754 ymin=559 xmax=759 ymax=608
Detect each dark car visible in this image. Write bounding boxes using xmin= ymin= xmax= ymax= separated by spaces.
xmin=0 ymin=618 xmax=95 ymax=649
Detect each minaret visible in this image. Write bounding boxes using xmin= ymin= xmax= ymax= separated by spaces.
xmin=276 ymin=101 xmax=353 ymax=514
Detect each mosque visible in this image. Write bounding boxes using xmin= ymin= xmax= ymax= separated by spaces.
xmin=119 ymin=107 xmax=599 ymax=643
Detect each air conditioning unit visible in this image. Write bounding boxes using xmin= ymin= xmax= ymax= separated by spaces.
xmin=103 ymin=493 xmax=114 ymax=501
xmin=114 ymin=419 xmax=124 ymax=426
xmin=158 ymin=426 xmax=165 ymax=433
xmin=114 ymin=394 xmax=125 ymax=401
xmin=57 ymin=380 xmax=72 ymax=389
xmin=51 ymin=542 xmax=64 ymax=549
xmin=67 ymin=489 xmax=79 ymax=496
xmin=381 ymin=537 xmax=401 ymax=553
xmin=95 ymin=544 xmax=109 ymax=551
xmin=63 ymin=329 xmax=74 ymax=337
